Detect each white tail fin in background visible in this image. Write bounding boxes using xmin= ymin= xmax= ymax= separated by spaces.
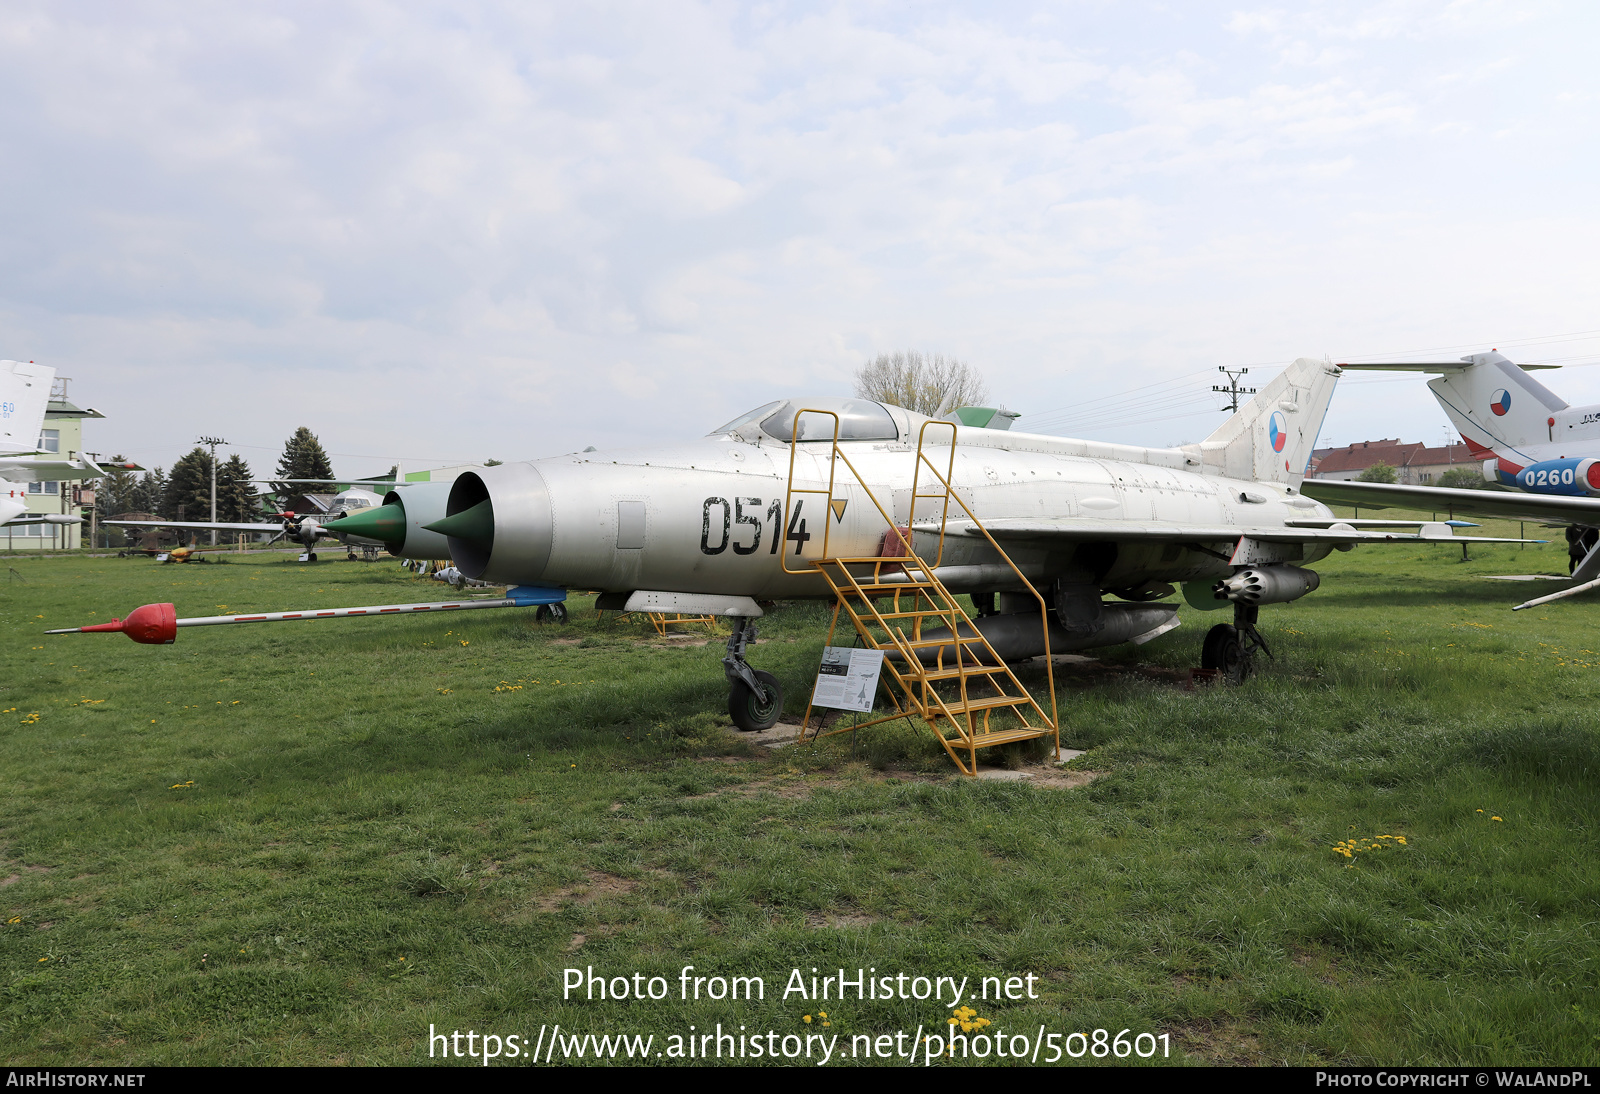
xmin=1185 ymin=358 xmax=1341 ymax=487
xmin=0 ymin=361 xmax=55 ymax=454
xmin=1425 ymin=351 xmax=1566 ymax=455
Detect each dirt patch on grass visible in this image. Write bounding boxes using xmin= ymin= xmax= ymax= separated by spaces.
xmin=550 ymin=638 xmax=582 ymax=646
xmin=1168 ymin=1018 xmax=1264 ymax=1065
xmin=684 ymin=774 xmax=820 ymax=801
xmin=535 ymin=870 xmax=640 ymax=913
xmin=0 ymin=864 xmax=52 ymax=886
xmin=1042 ymin=655 xmax=1201 ymax=689
xmin=806 ymin=910 xmax=882 ymax=929
xmin=1028 ymin=769 xmax=1101 ymax=790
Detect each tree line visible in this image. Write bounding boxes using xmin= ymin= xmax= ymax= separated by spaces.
xmin=96 ymin=426 xmax=339 ymax=521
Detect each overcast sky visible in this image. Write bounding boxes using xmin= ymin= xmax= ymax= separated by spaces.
xmin=4 ymin=1 xmax=1598 ymax=476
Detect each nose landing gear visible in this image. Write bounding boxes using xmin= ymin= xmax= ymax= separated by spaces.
xmin=723 ymin=616 xmax=783 ymax=731
xmin=535 ymin=602 xmax=569 ymax=624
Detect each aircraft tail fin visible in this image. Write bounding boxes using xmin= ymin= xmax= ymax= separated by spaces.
xmin=1423 ymin=351 xmax=1567 ymax=455
xmin=1186 ymin=358 xmax=1341 ymax=487
xmin=0 ymin=361 xmax=55 ymax=454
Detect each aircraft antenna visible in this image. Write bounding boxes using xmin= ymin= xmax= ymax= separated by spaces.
xmin=198 ymin=436 xmax=229 ymax=547
xmin=1213 ymin=367 xmax=1257 ymax=413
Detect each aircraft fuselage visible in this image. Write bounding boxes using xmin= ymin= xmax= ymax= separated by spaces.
xmin=460 ymin=430 xmax=1337 ymax=599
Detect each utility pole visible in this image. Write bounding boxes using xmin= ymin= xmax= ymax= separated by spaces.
xmin=1213 ymin=367 xmax=1257 ymax=413
xmin=198 ymin=436 xmax=228 ymax=547
xmin=84 ymin=452 xmax=100 ymax=549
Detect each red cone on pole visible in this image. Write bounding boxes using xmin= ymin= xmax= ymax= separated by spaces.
xmin=72 ymin=603 xmax=177 ymax=644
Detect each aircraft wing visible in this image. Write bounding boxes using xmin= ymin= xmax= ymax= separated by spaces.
xmin=924 ymin=517 xmax=1529 ymax=545
xmin=0 ymin=456 xmax=123 ymax=483
xmin=1300 ymin=480 xmax=1600 ymax=525
xmin=3 ymin=514 xmax=82 ymax=526
xmin=1338 ymin=362 xmax=1560 ymax=373
xmin=104 ymin=520 xmax=284 ymax=533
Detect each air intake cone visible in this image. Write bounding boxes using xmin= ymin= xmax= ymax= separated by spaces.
xmin=326 ymin=501 xmax=407 ymax=547
xmin=424 ymin=499 xmax=494 ymax=549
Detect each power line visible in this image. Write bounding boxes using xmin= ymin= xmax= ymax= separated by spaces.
xmin=1212 ymin=367 xmax=1256 ymax=413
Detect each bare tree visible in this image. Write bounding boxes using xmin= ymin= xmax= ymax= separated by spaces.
xmin=853 ymin=351 xmax=989 ymax=417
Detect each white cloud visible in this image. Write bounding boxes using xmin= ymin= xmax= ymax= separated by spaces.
xmin=0 ymin=1 xmax=1596 ymax=472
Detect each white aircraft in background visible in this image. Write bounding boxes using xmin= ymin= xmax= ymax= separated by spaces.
xmin=1305 ymin=350 xmax=1600 ymax=605
xmin=0 ymin=360 xmax=121 ymax=531
xmin=1338 ymin=351 xmax=1594 ymax=493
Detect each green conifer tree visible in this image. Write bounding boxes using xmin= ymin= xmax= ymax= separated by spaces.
xmin=94 ymin=456 xmax=138 ymax=547
xmin=273 ymin=427 xmax=335 ymax=497
xmin=163 ymin=448 xmax=213 ymax=521
xmin=216 ymin=453 xmax=259 ymax=523
xmin=131 ymin=467 xmax=168 ymax=516
xmin=96 ymin=456 xmax=138 ymax=518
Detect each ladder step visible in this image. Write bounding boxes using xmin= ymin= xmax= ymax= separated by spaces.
xmin=933 ymin=694 xmax=1037 ymax=713
xmin=900 ymin=636 xmax=989 ymax=649
xmin=918 ymin=665 xmax=1011 ymax=681
xmin=868 ymin=610 xmax=966 ymax=621
xmin=965 ymin=728 xmax=1051 ymax=747
xmin=838 ymin=585 xmax=934 ymax=594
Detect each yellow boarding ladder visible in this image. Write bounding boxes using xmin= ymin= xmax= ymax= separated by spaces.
xmin=784 ymin=413 xmax=1058 ymax=776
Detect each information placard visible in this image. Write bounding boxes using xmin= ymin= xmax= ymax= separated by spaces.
xmin=810 ymin=646 xmax=885 ymax=712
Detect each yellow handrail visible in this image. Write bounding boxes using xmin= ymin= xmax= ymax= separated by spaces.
xmin=784 ymin=409 xmax=1060 ymax=762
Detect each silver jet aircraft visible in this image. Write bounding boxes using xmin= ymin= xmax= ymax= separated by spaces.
xmin=418 ymin=357 xmax=1514 ymax=727
xmin=54 ymin=358 xmax=1522 ymax=728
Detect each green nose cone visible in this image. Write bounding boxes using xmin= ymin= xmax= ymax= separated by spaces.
xmin=327 ymin=501 xmax=407 ymax=547
xmin=424 ymin=499 xmax=495 ymax=549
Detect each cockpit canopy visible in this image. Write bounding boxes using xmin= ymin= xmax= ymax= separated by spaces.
xmin=709 ymin=397 xmax=900 ymax=442
xmin=330 ymin=487 xmax=383 ymax=512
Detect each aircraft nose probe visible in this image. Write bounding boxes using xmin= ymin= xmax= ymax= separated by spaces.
xmin=44 ymin=586 xmax=568 ymax=644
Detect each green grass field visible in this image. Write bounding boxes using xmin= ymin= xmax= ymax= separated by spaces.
xmin=3 ymin=521 xmax=1598 ymax=1066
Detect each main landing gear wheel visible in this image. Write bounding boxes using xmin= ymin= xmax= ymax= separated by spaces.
xmin=307 ymin=552 xmax=318 ymax=562
xmin=1202 ymin=623 xmax=1251 ymax=685
xmin=728 ymin=670 xmax=783 ymax=732
xmin=535 ymin=603 xmax=569 ymax=624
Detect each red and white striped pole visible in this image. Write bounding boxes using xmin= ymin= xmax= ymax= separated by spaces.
xmin=45 ymin=594 xmax=551 ymax=644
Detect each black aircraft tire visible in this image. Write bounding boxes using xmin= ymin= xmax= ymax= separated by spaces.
xmin=728 ymin=671 xmax=783 ymax=732
xmin=535 ymin=603 xmax=570 ymax=625
xmin=1202 ymin=623 xmax=1250 ymax=685
xmin=307 ymin=552 xmax=318 ymax=562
